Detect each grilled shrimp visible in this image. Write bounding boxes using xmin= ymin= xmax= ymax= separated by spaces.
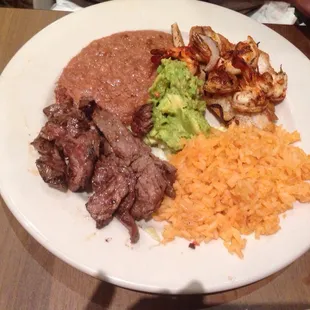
xmin=206 ymin=94 xmax=277 ymax=128
xmin=156 ymin=25 xmax=223 ymax=76
xmin=258 ymin=51 xmax=288 ymax=103
xmin=150 ymin=47 xmax=199 ymax=75
xmin=227 ymin=52 xmax=286 ymax=113
xmin=204 ymin=67 xmax=238 ymax=94
xmin=150 ymin=39 xmax=215 ymax=76
xmin=219 ymin=36 xmax=260 ymax=75
xmin=269 ymin=69 xmax=287 ymax=103
xmin=232 ymin=89 xmax=268 ymax=113
xmin=231 ymin=56 xmax=269 ymax=113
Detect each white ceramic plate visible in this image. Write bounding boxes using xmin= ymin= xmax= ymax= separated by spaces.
xmin=1 ymin=0 xmax=310 ymax=294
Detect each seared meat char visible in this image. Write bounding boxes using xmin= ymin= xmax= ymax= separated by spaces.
xmin=92 ymin=108 xmax=148 ymax=163
xmin=131 ymin=103 xmax=153 ymax=138
xmin=58 ymin=128 xmax=100 ymax=192
xmin=87 ymin=172 xmax=129 ymax=227
xmin=32 ymin=136 xmax=56 ymax=155
xmin=88 ymin=155 xmax=131 ymax=225
xmin=33 ymin=103 xmax=100 ymax=192
xmin=40 ymin=103 xmax=90 ymax=141
xmin=36 ymin=154 xmax=67 ymax=191
xmin=32 ymin=103 xmax=176 ymax=243
xmin=31 ymin=136 xmax=67 ymax=191
xmin=92 ymin=108 xmax=176 ymax=222
xmin=43 ymin=102 xmax=75 ymax=119
xmin=87 ymin=154 xmax=139 ymax=242
xmin=131 ymin=154 xmax=176 ymax=220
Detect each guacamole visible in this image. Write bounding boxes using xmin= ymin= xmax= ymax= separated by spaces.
xmin=146 ymin=59 xmax=210 ymax=152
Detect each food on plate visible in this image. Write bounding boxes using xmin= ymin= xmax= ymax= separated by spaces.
xmin=32 ymin=24 xmax=302 ymax=256
xmin=32 ymin=103 xmax=176 ymax=242
xmin=189 ymin=26 xmax=234 ymax=58
xmin=154 ymin=125 xmax=310 ymax=257
xmin=156 ymin=24 xmax=287 ymax=129
xmin=144 ymin=59 xmax=210 ymax=152
xmin=151 ymin=46 xmax=204 ymax=76
xmin=131 ymin=103 xmax=153 ymax=138
xmin=55 ymin=30 xmax=172 ymax=125
xmin=31 ymin=103 xmax=101 ymax=192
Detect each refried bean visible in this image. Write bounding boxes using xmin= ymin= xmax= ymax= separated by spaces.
xmin=55 ymin=30 xmax=172 ymax=125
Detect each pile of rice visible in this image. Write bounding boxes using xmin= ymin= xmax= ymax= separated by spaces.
xmin=153 ymin=125 xmax=310 ymax=258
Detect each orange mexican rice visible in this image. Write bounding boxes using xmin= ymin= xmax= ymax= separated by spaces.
xmin=153 ymin=125 xmax=310 ymax=258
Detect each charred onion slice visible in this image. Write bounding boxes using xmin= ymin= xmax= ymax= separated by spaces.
xmin=208 ymin=104 xmax=235 ymax=123
xmin=202 ymin=35 xmax=220 ymax=72
xmin=191 ymin=33 xmax=220 ymax=72
xmin=205 ymin=94 xmax=236 ymax=122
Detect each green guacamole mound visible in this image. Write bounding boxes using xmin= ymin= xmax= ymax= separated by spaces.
xmin=146 ymin=59 xmax=210 ymax=152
